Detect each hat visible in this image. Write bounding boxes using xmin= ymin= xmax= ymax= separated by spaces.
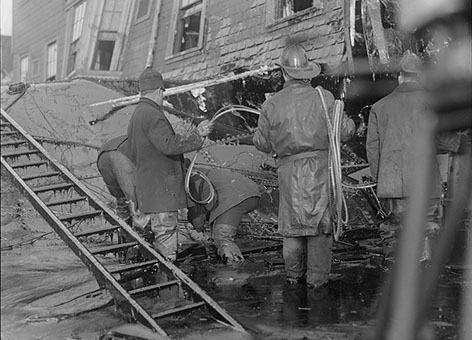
xmin=399 ymin=52 xmax=421 ymax=74
xmin=138 ymin=67 xmax=165 ymax=92
xmin=277 ymin=43 xmax=321 ymax=79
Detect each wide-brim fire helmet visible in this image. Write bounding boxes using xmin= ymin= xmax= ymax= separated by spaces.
xmin=277 ymin=42 xmax=321 ymax=79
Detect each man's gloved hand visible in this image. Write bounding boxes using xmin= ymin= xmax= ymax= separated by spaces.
xmin=196 ymin=120 xmax=213 ymax=137
xmin=191 ymin=215 xmax=208 ymax=233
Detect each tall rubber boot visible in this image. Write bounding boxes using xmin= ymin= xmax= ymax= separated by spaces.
xmin=152 ymin=212 xmax=179 ymax=262
xmin=419 ymin=236 xmax=433 ymax=263
xmin=213 ymin=224 xmax=244 ymax=264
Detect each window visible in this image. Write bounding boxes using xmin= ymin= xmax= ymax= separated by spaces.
xmin=266 ymin=0 xmax=319 ymax=26
xmin=135 ymin=0 xmax=151 ymax=23
xmin=167 ymin=0 xmax=206 ymax=57
xmin=72 ymin=1 xmax=86 ymax=42
xmin=92 ymin=40 xmax=115 ymax=70
xmin=276 ymin=0 xmax=313 ymax=19
xmin=20 ymin=56 xmax=28 ymax=81
xmin=91 ymin=0 xmax=125 ymax=71
xmin=68 ymin=1 xmax=87 ymax=74
xmin=32 ymin=59 xmax=40 ymax=77
xmin=47 ymin=41 xmax=57 ymax=81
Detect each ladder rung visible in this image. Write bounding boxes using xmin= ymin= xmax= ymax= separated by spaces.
xmin=128 ymin=280 xmax=179 ymax=295
xmin=1 ymin=140 xmax=26 ymax=147
xmin=59 ymin=210 xmax=102 ymax=223
xmin=22 ymin=171 xmax=61 ymax=181
xmin=74 ymin=225 xmax=120 ymax=237
xmin=151 ymin=302 xmax=206 ymax=320
xmin=46 ymin=196 xmax=87 ymax=207
xmin=11 ymin=160 xmax=48 ymax=168
xmin=90 ymin=242 xmax=138 ymax=255
xmin=2 ymin=150 xmax=40 ymax=157
xmin=109 ymin=260 xmax=159 ymax=274
xmin=33 ymin=182 xmax=74 ymax=193
xmin=0 ymin=131 xmax=18 ymax=136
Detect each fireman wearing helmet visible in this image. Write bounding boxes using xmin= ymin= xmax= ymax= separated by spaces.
xmin=253 ymin=42 xmax=355 ymax=289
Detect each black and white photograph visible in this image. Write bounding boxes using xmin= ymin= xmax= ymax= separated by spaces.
xmin=1 ymin=0 xmax=470 ymax=339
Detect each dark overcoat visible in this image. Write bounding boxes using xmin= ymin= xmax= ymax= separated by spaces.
xmin=366 ymin=82 xmax=442 ymax=198
xmin=127 ymin=97 xmax=203 ymax=213
xmin=188 ymin=168 xmax=261 ymax=223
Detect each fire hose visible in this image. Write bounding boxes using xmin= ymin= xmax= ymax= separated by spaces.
xmin=316 ymin=87 xmax=349 ymax=241
xmin=184 ymin=105 xmax=261 ymax=204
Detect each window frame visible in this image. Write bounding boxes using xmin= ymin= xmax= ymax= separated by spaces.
xmin=165 ymin=0 xmax=207 ymax=62
xmin=265 ymin=0 xmax=322 ymax=29
xmin=19 ymin=55 xmax=28 ymax=82
xmin=46 ymin=40 xmax=58 ymax=81
xmin=134 ymin=0 xmax=152 ymax=24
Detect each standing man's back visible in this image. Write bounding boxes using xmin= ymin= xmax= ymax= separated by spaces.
xmin=366 ymin=52 xmax=442 ymax=262
xmin=127 ymin=67 xmax=213 ymax=260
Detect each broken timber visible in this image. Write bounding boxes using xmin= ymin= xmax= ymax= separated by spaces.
xmin=0 ymin=108 xmax=246 ymax=339
xmin=90 ymin=66 xmax=278 ymax=109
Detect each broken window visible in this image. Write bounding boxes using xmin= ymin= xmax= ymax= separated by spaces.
xmin=91 ymin=0 xmax=125 ymax=71
xmin=92 ymin=40 xmax=115 ymax=70
xmin=172 ymin=0 xmax=204 ymax=54
xmin=276 ymin=0 xmax=314 ymax=19
xmin=20 ymin=56 xmax=28 ymax=82
xmin=47 ymin=41 xmax=57 ymax=81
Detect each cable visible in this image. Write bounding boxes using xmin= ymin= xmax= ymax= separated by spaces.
xmin=184 ymin=105 xmax=260 ymax=204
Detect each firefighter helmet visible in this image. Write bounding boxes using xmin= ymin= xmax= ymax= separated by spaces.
xmin=277 ymin=43 xmax=321 ymax=79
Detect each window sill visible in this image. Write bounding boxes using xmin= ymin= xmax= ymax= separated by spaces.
xmin=265 ymin=7 xmax=321 ymax=32
xmin=69 ymin=70 xmax=123 ymax=80
xmin=165 ymin=47 xmax=202 ymax=63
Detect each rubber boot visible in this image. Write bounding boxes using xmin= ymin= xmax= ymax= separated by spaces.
xmin=152 ymin=212 xmax=179 ymax=262
xmin=419 ymin=236 xmax=433 ymax=263
xmin=213 ymin=224 xmax=244 ymax=264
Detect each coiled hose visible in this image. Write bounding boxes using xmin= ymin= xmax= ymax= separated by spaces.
xmin=184 ymin=105 xmax=260 ymax=204
xmin=316 ymin=87 xmax=349 ymax=241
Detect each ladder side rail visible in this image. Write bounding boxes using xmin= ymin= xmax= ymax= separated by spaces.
xmin=1 ymin=157 xmax=168 ymax=337
xmin=1 ymin=109 xmax=246 ymax=333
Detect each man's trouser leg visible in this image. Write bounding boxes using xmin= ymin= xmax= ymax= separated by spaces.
xmin=283 ymin=237 xmax=306 ymax=283
xmin=306 ymin=234 xmax=333 ymax=288
xmin=151 ymin=211 xmax=179 ymax=261
xmin=421 ymin=198 xmax=442 ymax=262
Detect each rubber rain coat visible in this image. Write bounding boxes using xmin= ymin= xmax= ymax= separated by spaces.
xmin=253 ymin=80 xmax=355 ymax=237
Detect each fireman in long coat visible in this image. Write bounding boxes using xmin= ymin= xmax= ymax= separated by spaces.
xmin=253 ymin=43 xmax=355 ymax=288
xmin=127 ymin=67 xmax=213 ymax=260
xmin=366 ymin=52 xmax=442 ymax=261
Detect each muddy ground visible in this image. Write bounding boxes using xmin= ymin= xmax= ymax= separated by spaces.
xmin=1 ymin=190 xmax=466 ymax=340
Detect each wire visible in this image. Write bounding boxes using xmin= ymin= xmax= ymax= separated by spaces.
xmin=184 ymin=105 xmax=260 ymax=204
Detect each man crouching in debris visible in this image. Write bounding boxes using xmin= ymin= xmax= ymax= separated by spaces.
xmin=127 ymin=67 xmax=213 ymax=261
xmin=366 ymin=52 xmax=442 ymax=263
xmin=96 ymin=135 xmax=153 ymax=243
xmin=186 ymin=162 xmax=261 ymax=265
xmin=253 ymin=42 xmax=355 ymax=289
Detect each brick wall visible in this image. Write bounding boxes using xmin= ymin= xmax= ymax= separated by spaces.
xmin=122 ymin=0 xmax=345 ymax=81
xmin=12 ymin=0 xmax=66 ymax=83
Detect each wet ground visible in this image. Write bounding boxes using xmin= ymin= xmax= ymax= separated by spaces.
xmin=1 ymin=214 xmax=465 ymax=340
